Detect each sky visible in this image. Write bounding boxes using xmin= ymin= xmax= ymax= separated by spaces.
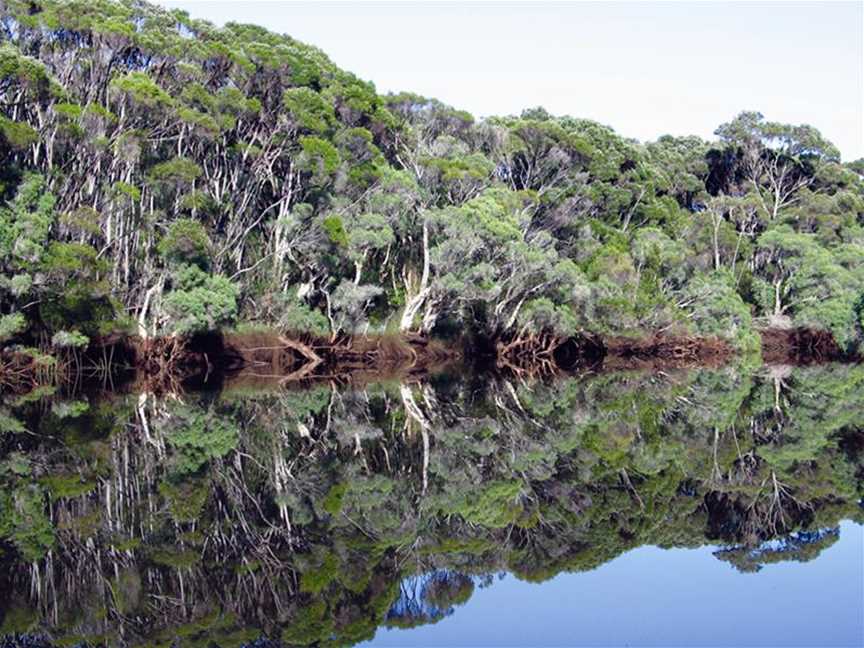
xmin=160 ymin=1 xmax=864 ymax=160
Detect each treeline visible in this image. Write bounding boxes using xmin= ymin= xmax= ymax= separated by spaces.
xmin=0 ymin=0 xmax=862 ymax=362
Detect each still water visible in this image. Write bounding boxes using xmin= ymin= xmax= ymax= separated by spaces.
xmin=364 ymin=522 xmax=864 ymax=647
xmin=0 ymin=363 xmax=862 ymax=646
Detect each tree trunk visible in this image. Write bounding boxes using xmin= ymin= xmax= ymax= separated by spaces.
xmin=773 ymin=278 xmax=783 ymax=317
xmin=400 ymin=216 xmax=430 ymax=332
xmin=137 ymin=280 xmax=163 ymax=340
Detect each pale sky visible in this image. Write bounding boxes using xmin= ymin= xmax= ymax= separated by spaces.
xmin=160 ymin=1 xmax=864 ymax=160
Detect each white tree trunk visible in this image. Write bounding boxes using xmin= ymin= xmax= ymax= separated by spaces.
xmin=400 ymin=216 xmax=431 ymax=332
xmin=137 ymin=280 xmax=163 ymax=340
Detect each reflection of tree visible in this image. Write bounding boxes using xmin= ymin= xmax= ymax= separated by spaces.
xmin=714 ymin=527 xmax=841 ymax=573
xmin=0 ymin=364 xmax=861 ymax=645
xmin=385 ymin=570 xmax=474 ymax=629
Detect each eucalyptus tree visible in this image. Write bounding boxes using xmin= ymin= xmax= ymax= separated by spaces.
xmin=751 ymin=225 xmax=863 ymax=350
xmin=714 ymin=111 xmax=840 ymax=223
xmin=421 ymin=188 xmax=590 ymax=337
xmin=645 ymin=135 xmax=710 ymax=211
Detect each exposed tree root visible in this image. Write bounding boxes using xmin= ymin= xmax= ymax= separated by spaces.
xmin=760 ymin=327 xmax=847 ymax=364
xmin=494 ymin=332 xmax=604 ymax=378
xmin=0 ymin=350 xmax=44 ymax=393
xmin=1 ymin=325 xmax=857 ymax=396
xmin=132 ymin=330 xmax=465 ymax=393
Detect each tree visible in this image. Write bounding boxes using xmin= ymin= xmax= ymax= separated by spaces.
xmin=162 ymin=265 xmax=239 ymax=336
xmin=329 ymin=280 xmax=383 ymax=335
xmin=645 ymin=135 xmax=709 ymax=211
xmin=715 ymin=111 xmax=840 ymax=222
xmin=677 ymin=270 xmax=759 ymax=351
xmin=753 ymin=226 xmax=863 ymax=350
xmin=157 ymin=218 xmax=211 ymax=269
xmin=425 ymin=189 xmax=590 ymax=336
xmin=753 ymin=225 xmax=818 ymax=321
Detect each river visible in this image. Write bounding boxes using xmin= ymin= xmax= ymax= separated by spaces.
xmin=0 ymin=362 xmax=861 ymax=646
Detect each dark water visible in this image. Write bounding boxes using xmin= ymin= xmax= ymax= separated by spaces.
xmin=0 ymin=363 xmax=862 ymax=647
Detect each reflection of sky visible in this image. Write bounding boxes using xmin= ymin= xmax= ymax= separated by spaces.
xmin=362 ymin=520 xmax=864 ymax=647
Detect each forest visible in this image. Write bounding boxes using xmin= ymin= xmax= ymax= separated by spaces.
xmin=0 ymin=0 xmax=862 ymax=384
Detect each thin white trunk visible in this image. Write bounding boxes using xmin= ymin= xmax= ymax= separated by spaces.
xmin=400 ymin=217 xmax=430 ymax=332
xmin=400 ymin=384 xmax=431 ymax=494
xmin=773 ymin=279 xmax=783 ymax=316
xmin=137 ymin=280 xmax=162 ymax=339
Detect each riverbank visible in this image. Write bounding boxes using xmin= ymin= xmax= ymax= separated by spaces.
xmin=0 ymin=326 xmax=857 ymax=394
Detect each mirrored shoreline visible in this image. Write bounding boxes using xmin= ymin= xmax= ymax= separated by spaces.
xmin=0 ymin=362 xmax=862 ymax=646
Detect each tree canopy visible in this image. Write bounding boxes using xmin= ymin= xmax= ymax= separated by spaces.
xmin=0 ymin=0 xmax=860 ymax=357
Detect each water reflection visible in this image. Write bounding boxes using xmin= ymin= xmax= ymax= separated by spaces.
xmin=0 ymin=363 xmax=862 ymax=646
xmin=366 ymin=522 xmax=864 ymax=648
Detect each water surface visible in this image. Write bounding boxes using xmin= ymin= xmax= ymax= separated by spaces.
xmin=364 ymin=522 xmax=863 ymax=647
xmin=0 ymin=363 xmax=861 ymax=646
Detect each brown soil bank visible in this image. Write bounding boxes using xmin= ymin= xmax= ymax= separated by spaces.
xmin=760 ymin=327 xmax=849 ymax=364
xmin=2 ymin=326 xmax=857 ymax=394
xmin=602 ymin=334 xmax=734 ymax=371
xmin=119 ymin=330 xmax=460 ymax=391
xmin=492 ymin=327 xmax=856 ymax=376
xmin=492 ymin=332 xmax=734 ymax=375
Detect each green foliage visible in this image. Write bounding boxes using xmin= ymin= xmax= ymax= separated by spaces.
xmin=0 ymin=43 xmax=54 ymax=99
xmin=158 ymin=477 xmax=209 ymax=522
xmin=299 ymin=550 xmax=339 ymax=593
xmin=40 ymin=473 xmax=96 ymax=499
xmin=158 ymin=218 xmax=211 ymax=269
xmin=299 ymin=135 xmax=341 ymax=176
xmin=517 ymin=297 xmax=578 ymax=337
xmin=111 ymin=181 xmax=141 ymax=202
xmin=110 ymin=71 xmax=173 ymax=108
xmin=163 ymin=265 xmax=239 ymax=335
xmin=163 ymin=404 xmax=239 ymax=477
xmin=322 ymin=214 xmax=348 ymax=247
xmin=679 ymin=270 xmax=759 ymax=352
xmin=283 ymin=87 xmax=335 ymax=133
xmin=51 ymin=330 xmax=89 ymax=348
xmin=0 ymin=485 xmax=55 ymax=561
xmin=50 ymin=399 xmax=89 ymax=419
xmin=282 ymin=601 xmax=333 ymax=645
xmin=43 ymin=242 xmax=107 ymax=280
xmin=146 ymin=157 xmax=202 ymax=186
xmin=0 ymin=312 xmax=25 ymax=343
xmin=276 ymin=295 xmax=331 ymax=337
xmin=322 ymin=482 xmax=348 ymax=516
xmin=336 ymin=127 xmax=385 ymax=188
xmin=0 ymin=116 xmax=38 ymax=149
xmin=433 ymin=480 xmax=523 ymax=528
xmin=60 ymin=206 xmax=103 ymax=238
xmin=0 ymin=174 xmax=55 ymax=269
